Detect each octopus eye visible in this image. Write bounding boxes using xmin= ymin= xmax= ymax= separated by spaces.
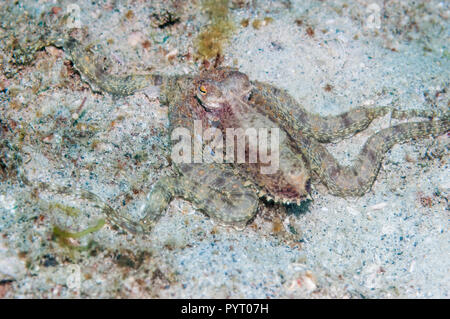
xmin=199 ymin=85 xmax=207 ymax=95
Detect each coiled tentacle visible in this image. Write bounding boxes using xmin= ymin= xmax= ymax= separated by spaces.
xmin=303 ymin=119 xmax=449 ymax=196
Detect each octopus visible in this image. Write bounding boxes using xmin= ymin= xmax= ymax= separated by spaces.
xmin=10 ymin=31 xmax=449 ymax=234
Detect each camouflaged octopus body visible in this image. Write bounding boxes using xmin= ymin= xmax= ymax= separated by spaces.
xmin=14 ymin=34 xmax=449 ymax=233
xmin=248 ymin=82 xmax=449 ymax=197
xmin=140 ymin=70 xmax=311 ymax=231
xmin=120 ymin=68 xmax=448 ymax=233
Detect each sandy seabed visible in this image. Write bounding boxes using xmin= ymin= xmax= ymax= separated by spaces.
xmin=0 ymin=0 xmax=448 ymax=298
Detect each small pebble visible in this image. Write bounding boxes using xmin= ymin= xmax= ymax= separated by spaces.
xmin=369 ymin=202 xmax=388 ymax=211
xmin=128 ymin=32 xmax=144 ymax=47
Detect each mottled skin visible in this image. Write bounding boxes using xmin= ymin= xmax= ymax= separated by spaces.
xmin=194 ymin=69 xmax=311 ymax=202
xmin=248 ymin=82 xmax=449 ymax=197
xmin=12 ymin=33 xmax=449 ymax=233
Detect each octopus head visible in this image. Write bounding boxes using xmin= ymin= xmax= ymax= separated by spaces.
xmin=196 ymin=70 xmax=252 ymax=111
